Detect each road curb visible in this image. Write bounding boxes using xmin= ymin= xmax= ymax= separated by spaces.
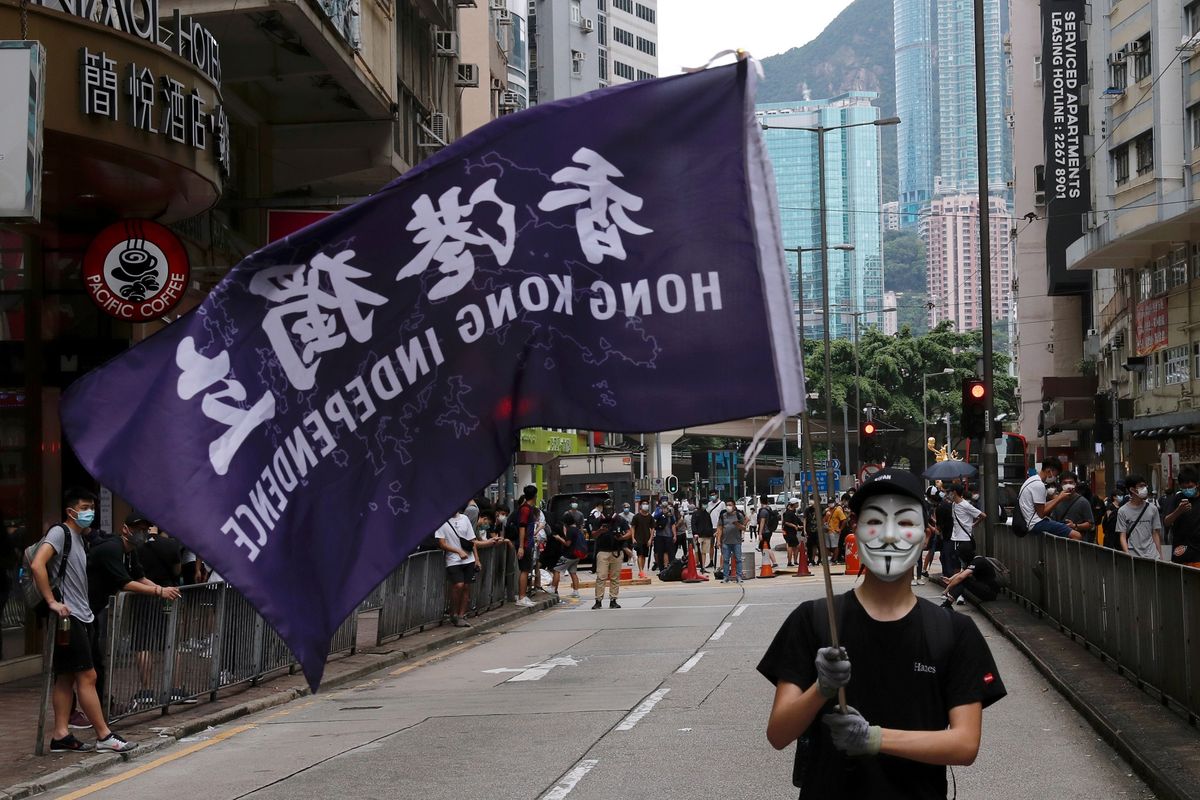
xmin=0 ymin=597 xmax=557 ymax=800
xmin=975 ymin=598 xmax=1196 ymax=800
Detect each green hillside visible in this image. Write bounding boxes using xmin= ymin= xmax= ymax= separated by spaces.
xmin=757 ymin=0 xmax=897 ymax=200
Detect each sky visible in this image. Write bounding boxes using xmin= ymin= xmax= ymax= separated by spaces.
xmin=656 ymin=0 xmax=857 ymax=78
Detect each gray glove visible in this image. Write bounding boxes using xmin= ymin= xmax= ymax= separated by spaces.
xmin=814 ymin=646 xmax=851 ymax=699
xmin=822 ymin=705 xmax=883 ymax=757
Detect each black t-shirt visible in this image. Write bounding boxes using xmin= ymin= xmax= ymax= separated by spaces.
xmin=782 ymin=509 xmax=802 ymax=534
xmin=86 ymin=537 xmax=144 ymax=614
xmin=592 ymin=514 xmax=629 ymax=552
xmin=935 ymin=500 xmax=954 ymax=538
xmin=137 ymin=536 xmax=182 ymax=586
xmin=1161 ymin=492 xmax=1200 ymax=562
xmin=757 ymin=591 xmax=1006 ymax=800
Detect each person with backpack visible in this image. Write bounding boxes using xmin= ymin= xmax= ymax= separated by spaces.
xmin=592 ymin=500 xmax=631 ymax=609
xmin=718 ymin=499 xmax=747 ymax=583
xmin=690 ymin=504 xmax=714 ymax=574
xmin=550 ymin=513 xmax=588 ymax=599
xmin=940 ymin=545 xmax=1007 ymax=607
xmin=1117 ymin=474 xmax=1164 ymax=560
xmin=758 ymin=470 xmax=1007 ymax=799
xmin=27 ymin=488 xmax=138 ymax=754
xmin=758 ymin=503 xmax=780 ymax=571
xmin=1016 ymin=459 xmax=1075 ymax=538
xmin=1048 ymin=471 xmax=1095 ymax=541
xmin=943 ymin=483 xmax=986 ymax=581
xmin=505 ymin=485 xmax=540 ymax=607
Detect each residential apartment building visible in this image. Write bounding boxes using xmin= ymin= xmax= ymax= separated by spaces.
xmin=758 ymin=93 xmax=887 ymax=341
xmin=1061 ymin=0 xmax=1200 ymax=490
xmin=922 ymin=195 xmax=1013 ymax=332
xmin=528 ymin=0 xmax=656 ymax=103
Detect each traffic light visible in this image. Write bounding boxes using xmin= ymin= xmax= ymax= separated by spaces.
xmin=861 ymin=420 xmax=878 ymax=438
xmin=962 ymin=378 xmax=987 ymax=439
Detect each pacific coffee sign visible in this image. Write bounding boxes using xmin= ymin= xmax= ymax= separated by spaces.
xmin=83 ymin=219 xmax=190 ymax=322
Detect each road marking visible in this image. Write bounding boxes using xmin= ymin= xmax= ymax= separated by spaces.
xmin=731 ymin=605 xmax=749 ymax=617
xmin=482 ymin=667 xmax=527 ymax=674
xmin=506 ymin=655 xmax=580 ymax=682
xmin=677 ymin=652 xmax=706 ymax=673
xmin=709 ymin=622 xmax=732 ymax=641
xmin=616 ymin=687 xmax=670 ymax=731
xmin=53 ymin=724 xmax=256 ymax=800
xmin=540 ymin=759 xmax=599 ymax=800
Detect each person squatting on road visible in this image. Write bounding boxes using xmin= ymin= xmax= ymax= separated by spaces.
xmin=759 ymin=470 xmax=1006 ymax=800
xmin=592 ymin=500 xmax=631 ymax=609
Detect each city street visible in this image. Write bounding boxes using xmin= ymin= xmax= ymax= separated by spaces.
xmin=47 ymin=577 xmax=1154 ymax=800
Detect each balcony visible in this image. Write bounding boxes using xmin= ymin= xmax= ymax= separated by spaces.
xmin=174 ymin=0 xmax=403 ymax=196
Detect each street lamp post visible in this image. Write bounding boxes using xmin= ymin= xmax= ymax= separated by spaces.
xmin=843 ymin=305 xmax=896 ymax=466
xmin=922 ymin=368 xmax=956 ymax=474
xmin=765 ymin=115 xmax=900 ymax=499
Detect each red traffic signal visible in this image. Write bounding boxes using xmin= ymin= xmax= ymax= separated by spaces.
xmin=861 ymin=421 xmax=878 ymax=437
xmin=961 ymin=378 xmax=987 ymax=439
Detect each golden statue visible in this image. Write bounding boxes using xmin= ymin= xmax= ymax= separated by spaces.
xmin=927 ymin=437 xmax=960 ymax=462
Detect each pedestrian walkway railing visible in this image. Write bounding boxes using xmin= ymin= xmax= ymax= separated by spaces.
xmin=376 ymin=544 xmax=516 ymax=645
xmin=993 ymin=528 xmax=1200 ymax=723
xmin=100 ymin=545 xmax=515 ymax=722
xmin=2 ymin=569 xmax=23 ymax=629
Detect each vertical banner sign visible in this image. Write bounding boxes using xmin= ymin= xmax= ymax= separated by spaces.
xmin=61 ymin=62 xmax=805 ymax=689
xmin=1134 ymin=297 xmax=1168 ymax=355
xmin=1042 ymin=0 xmax=1091 ymax=295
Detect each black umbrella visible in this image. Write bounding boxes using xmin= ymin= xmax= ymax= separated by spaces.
xmin=922 ymin=460 xmax=978 ymax=481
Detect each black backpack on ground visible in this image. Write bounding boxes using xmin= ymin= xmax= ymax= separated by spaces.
xmin=659 ymin=559 xmax=685 ymax=582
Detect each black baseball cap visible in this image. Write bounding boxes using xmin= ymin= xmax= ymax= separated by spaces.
xmin=850 ymin=469 xmax=926 ymax=515
xmin=125 ymin=511 xmax=150 ymax=527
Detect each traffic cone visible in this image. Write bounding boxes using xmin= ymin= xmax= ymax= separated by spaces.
xmin=794 ymin=546 xmax=812 ymax=577
xmin=682 ymin=541 xmax=708 ymax=582
xmin=844 ymin=533 xmax=860 ymax=576
xmin=759 ymin=547 xmax=777 ymax=578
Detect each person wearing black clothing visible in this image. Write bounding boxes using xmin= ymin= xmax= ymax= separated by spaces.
xmin=690 ymin=506 xmax=713 ymax=573
xmin=1047 ymin=472 xmax=1094 ymax=541
xmin=592 ymin=501 xmax=631 ymax=609
xmin=941 ymin=553 xmax=1002 ymax=606
xmin=759 ymin=470 xmax=1006 ymax=800
xmin=1102 ymin=492 xmax=1123 ymax=549
xmin=1162 ymin=467 xmax=1200 ymax=568
xmin=804 ymin=502 xmax=819 ymax=566
xmin=782 ymin=499 xmax=802 ymax=567
xmin=137 ymin=527 xmax=182 ymax=587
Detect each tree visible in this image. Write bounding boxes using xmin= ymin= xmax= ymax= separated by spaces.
xmin=883 ymin=230 xmax=928 ymax=334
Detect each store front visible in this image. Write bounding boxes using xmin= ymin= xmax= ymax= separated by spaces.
xmin=0 ymin=0 xmax=225 ymax=675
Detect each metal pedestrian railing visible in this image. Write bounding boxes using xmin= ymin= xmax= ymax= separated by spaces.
xmin=992 ymin=527 xmax=1200 ymax=723
xmin=99 ymin=544 xmax=516 ymax=721
xmin=2 ymin=569 xmax=23 ymax=630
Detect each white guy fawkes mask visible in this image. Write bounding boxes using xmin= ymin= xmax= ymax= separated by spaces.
xmin=855 ymin=493 xmax=926 ymax=582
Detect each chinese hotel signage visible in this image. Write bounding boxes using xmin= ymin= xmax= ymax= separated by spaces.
xmin=33 ymin=0 xmax=230 ymax=177
xmin=1134 ymin=297 xmax=1168 ymax=356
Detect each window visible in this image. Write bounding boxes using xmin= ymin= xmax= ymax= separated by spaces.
xmin=598 ymin=46 xmax=608 ymax=80
xmin=1143 ymin=352 xmax=1161 ymax=392
xmin=1172 ymin=246 xmax=1189 ymax=288
xmin=1191 ymin=104 xmax=1200 ymax=150
xmin=1112 ymin=144 xmax=1130 ymax=185
xmin=613 ymin=0 xmax=633 ymax=11
xmin=1153 ymin=258 xmax=1168 ymax=296
xmin=1133 ymin=34 xmax=1152 ymax=81
xmin=597 ymin=0 xmax=605 ymax=8
xmin=635 ymin=2 xmax=655 ymax=22
xmin=636 ymin=36 xmax=656 ymax=56
xmin=1192 ymin=243 xmax=1200 ymax=282
xmin=570 ymin=0 xmax=581 ymax=23
xmin=571 ymin=49 xmax=584 ymax=77
xmin=1188 ymin=1 xmax=1200 ymax=35
xmin=636 ymin=69 xmax=654 ymax=81
xmin=1194 ymin=342 xmax=1200 ymax=379
xmin=614 ymin=60 xmax=635 ymax=80
xmin=1165 ymin=345 xmax=1190 ymax=385
xmin=613 ymin=26 xmax=634 ymax=46
xmin=1109 ymin=59 xmax=1127 ymax=90
xmin=1135 ymin=131 xmax=1154 ymax=175
xmin=1139 ymin=268 xmax=1152 ymax=299
xmin=1033 ymin=55 xmax=1042 ymax=85
xmin=597 ymin=12 xmax=607 ymax=45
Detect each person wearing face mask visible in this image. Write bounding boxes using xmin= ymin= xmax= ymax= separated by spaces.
xmin=1047 ymin=471 xmax=1092 ymax=542
xmin=758 ymin=470 xmax=1006 ymax=799
xmin=718 ymin=499 xmax=747 ymax=582
xmin=1163 ymin=468 xmax=1200 ymax=567
xmin=1117 ymin=475 xmax=1164 ymax=560
xmin=30 ymin=488 xmax=139 ymax=754
xmin=1016 ymin=459 xmax=1074 ymax=538
xmin=1101 ymin=492 xmax=1122 ymax=549
xmin=630 ymin=501 xmax=656 ymax=578
xmin=619 ymin=502 xmax=635 ymax=526
xmin=705 ymin=492 xmax=724 ymax=568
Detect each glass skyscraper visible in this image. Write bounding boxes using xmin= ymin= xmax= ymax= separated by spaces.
xmin=894 ymin=0 xmax=1012 ymax=209
xmin=758 ymin=94 xmax=886 ymax=341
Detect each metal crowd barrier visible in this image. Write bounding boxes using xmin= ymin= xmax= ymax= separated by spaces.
xmin=992 ymin=526 xmax=1200 ymax=723
xmin=2 ymin=569 xmax=24 ymax=629
xmin=99 ymin=544 xmax=517 ymax=722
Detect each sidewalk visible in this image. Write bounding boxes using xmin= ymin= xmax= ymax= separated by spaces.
xmin=0 ymin=596 xmax=557 ymax=800
xmin=975 ymin=593 xmax=1200 ymax=800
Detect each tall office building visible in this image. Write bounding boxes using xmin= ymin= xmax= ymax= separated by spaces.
xmin=758 ymin=94 xmax=886 ymax=341
xmin=922 ymin=195 xmax=1012 ymax=332
xmin=528 ymin=0 xmax=657 ymax=103
xmin=893 ymin=0 xmax=938 ymax=222
xmin=894 ymin=0 xmax=1011 ymax=208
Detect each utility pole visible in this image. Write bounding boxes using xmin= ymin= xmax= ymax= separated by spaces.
xmin=974 ymin=0 xmax=999 ymax=553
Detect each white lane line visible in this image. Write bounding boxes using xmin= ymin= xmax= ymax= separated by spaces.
xmin=677 ymin=652 xmax=706 ymax=673
xmin=616 ymin=688 xmax=671 ymax=731
xmin=731 ymin=605 xmax=749 ymax=617
xmin=709 ymin=622 xmax=732 ymax=641
xmin=541 ymin=759 xmax=600 ymax=800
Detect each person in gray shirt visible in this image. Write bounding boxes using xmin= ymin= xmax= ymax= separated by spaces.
xmin=30 ymin=488 xmax=137 ymax=754
xmin=1116 ymin=475 xmax=1163 ymax=560
xmin=1048 ymin=472 xmax=1095 ymax=541
xmin=718 ymin=500 xmax=747 ymax=583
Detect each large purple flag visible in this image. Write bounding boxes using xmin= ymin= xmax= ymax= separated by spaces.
xmin=61 ymin=61 xmax=804 ymax=689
